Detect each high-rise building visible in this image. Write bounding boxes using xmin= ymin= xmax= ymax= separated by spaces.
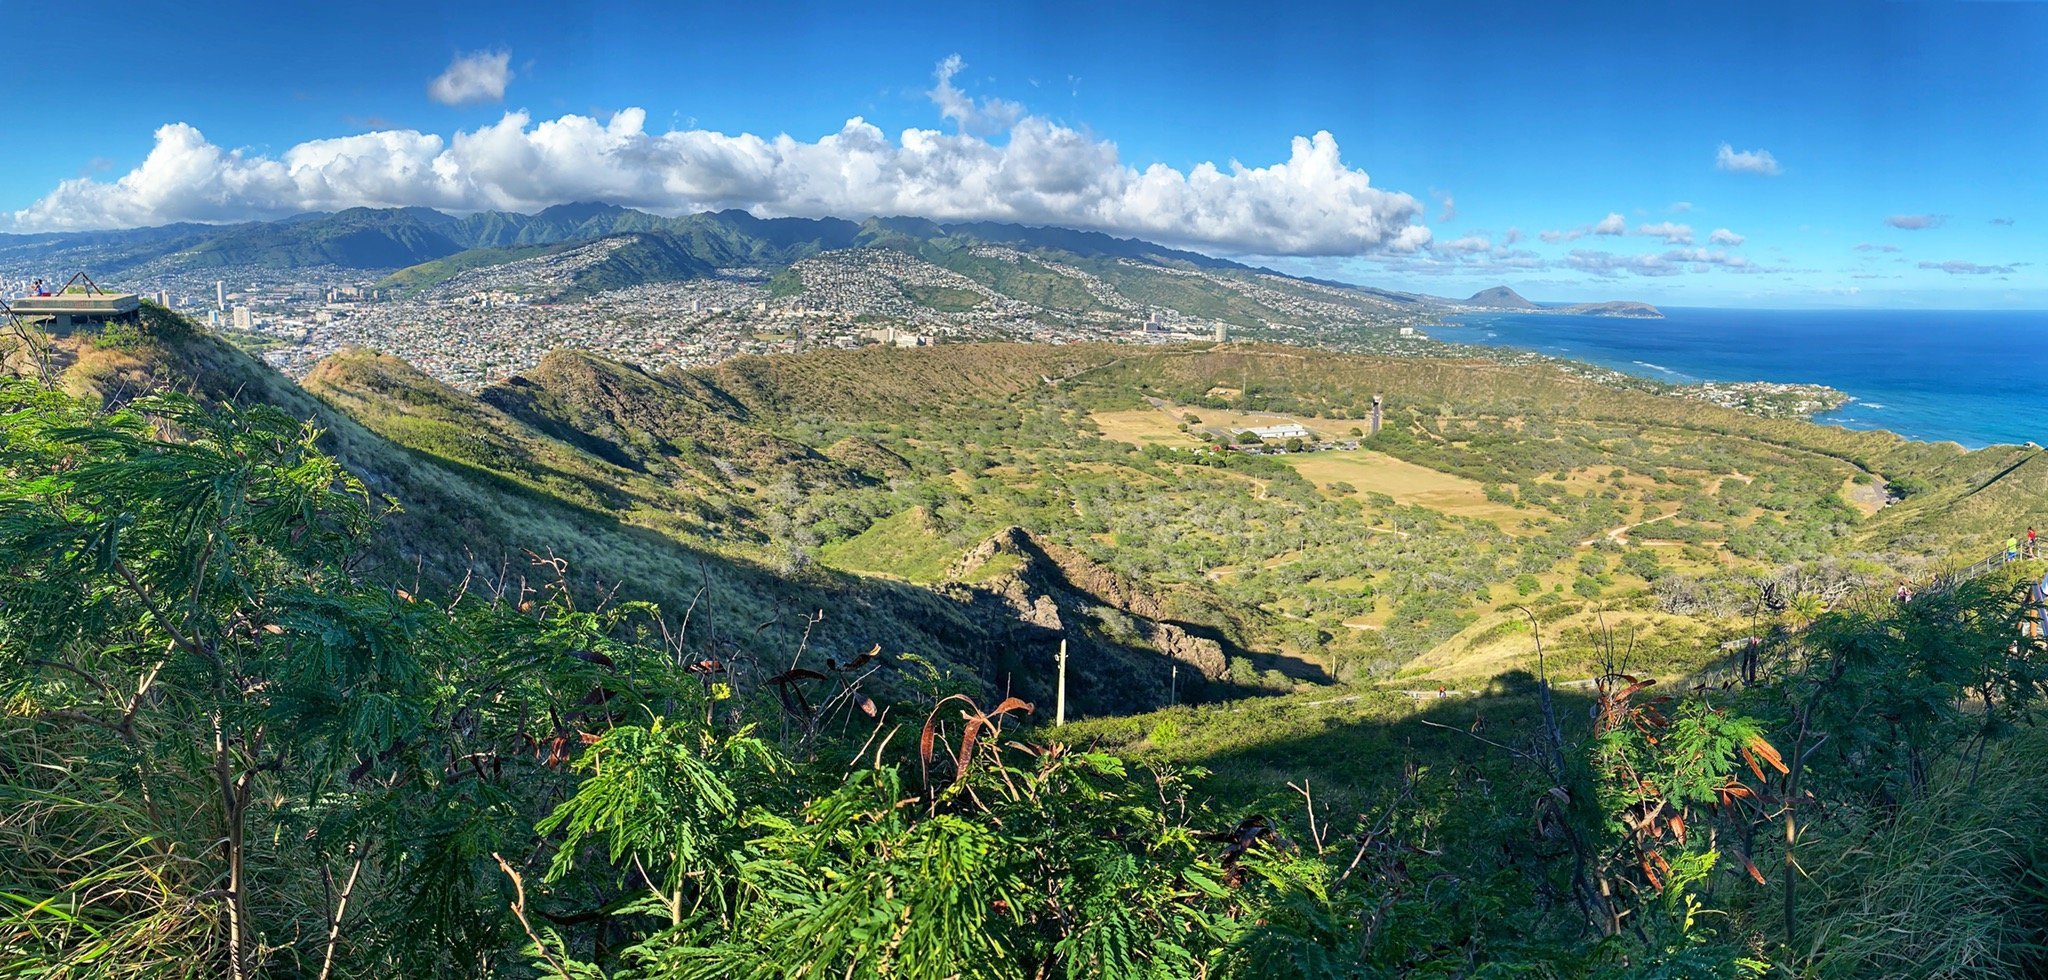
xmin=215 ymin=281 xmax=225 ymax=310
xmin=1213 ymin=322 xmax=1228 ymax=343
xmin=231 ymin=306 xmax=253 ymax=330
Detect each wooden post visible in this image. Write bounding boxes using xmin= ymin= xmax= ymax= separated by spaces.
xmin=1055 ymin=638 xmax=1068 ymax=727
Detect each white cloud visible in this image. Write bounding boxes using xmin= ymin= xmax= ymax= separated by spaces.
xmin=1502 ymin=227 xmax=1521 ymax=245
xmin=1569 ymin=250 xmax=1676 ymax=277
xmin=1568 ymin=247 xmax=1758 ymax=278
xmin=8 ymin=68 xmax=1430 ymax=257
xmin=928 ymin=55 xmax=1023 ymax=136
xmin=1664 ymin=247 xmax=1753 ymax=269
xmin=1637 ymin=221 xmax=1694 ymax=244
xmin=1439 ymin=233 xmax=1492 ymax=254
xmin=1593 ymin=212 xmax=1627 ymax=235
xmin=1918 ymin=259 xmax=2025 ymax=275
xmin=1885 ymin=213 xmax=1946 ymax=230
xmin=1708 ymin=227 xmax=1744 ymax=246
xmin=427 ymin=50 xmax=513 ymax=106
xmin=1437 ymin=192 xmax=1456 ymax=222
xmin=1669 ymin=201 xmax=1693 ymax=213
xmin=1855 ymin=242 xmax=1901 ymax=253
xmin=1715 ymin=143 xmax=1781 ymax=176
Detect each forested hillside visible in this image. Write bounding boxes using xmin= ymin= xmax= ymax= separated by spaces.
xmin=5 ymin=307 xmax=2048 ymax=976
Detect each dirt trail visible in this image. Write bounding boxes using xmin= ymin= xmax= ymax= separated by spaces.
xmin=1577 ymin=517 xmax=1659 ymax=548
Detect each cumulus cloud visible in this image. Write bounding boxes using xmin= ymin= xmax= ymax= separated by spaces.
xmin=1885 ymin=213 xmax=1946 ymax=230
xmin=1502 ymin=227 xmax=1522 ymax=245
xmin=1708 ymin=228 xmax=1744 ymax=246
xmin=6 ymin=63 xmax=1430 ymax=257
xmin=1545 ymin=214 xmax=1691 ymax=244
xmin=427 ymin=50 xmax=513 ymax=106
xmin=1637 ymin=221 xmax=1694 ymax=244
xmin=1918 ymin=259 xmax=2026 ymax=275
xmin=1715 ymin=143 xmax=1781 ymax=176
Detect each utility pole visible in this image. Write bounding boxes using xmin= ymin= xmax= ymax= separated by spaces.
xmin=1055 ymin=638 xmax=1068 ymax=727
xmin=1170 ymin=663 xmax=1178 ymax=707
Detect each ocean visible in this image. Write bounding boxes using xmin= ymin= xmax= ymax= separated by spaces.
xmin=1431 ymin=307 xmax=2048 ymax=450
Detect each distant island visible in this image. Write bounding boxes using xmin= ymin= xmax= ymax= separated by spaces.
xmin=1462 ymin=285 xmax=1662 ymax=318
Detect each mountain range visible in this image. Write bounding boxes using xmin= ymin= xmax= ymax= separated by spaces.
xmin=0 ymin=204 xmax=1659 ymax=318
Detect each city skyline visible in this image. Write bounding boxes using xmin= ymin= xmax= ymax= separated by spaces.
xmin=7 ymin=0 xmax=2046 ymax=308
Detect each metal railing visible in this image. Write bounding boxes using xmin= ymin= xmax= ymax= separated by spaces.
xmin=1929 ymin=541 xmax=2037 ymax=595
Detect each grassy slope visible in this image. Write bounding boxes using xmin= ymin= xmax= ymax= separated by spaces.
xmin=51 ymin=317 xmax=2048 ymax=720
xmin=47 ymin=321 xmax=1012 ymax=706
xmin=376 ymin=243 xmax=562 ymax=294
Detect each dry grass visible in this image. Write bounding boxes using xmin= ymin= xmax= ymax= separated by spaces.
xmin=1089 ymin=408 xmax=1204 ymax=447
xmin=1287 ymin=449 xmax=1528 ymax=528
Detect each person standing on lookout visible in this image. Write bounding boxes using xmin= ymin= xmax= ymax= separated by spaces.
xmin=2009 ymin=536 xmax=2020 ymax=561
xmin=2028 ymin=527 xmax=2038 ymax=558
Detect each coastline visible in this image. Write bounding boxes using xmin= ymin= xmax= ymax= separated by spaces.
xmin=1421 ymin=307 xmax=2048 ymax=449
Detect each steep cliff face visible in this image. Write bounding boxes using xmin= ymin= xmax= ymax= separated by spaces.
xmin=943 ymin=527 xmax=1242 ymax=718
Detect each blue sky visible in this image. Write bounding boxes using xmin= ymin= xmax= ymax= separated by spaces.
xmin=9 ymin=0 xmax=2047 ymax=307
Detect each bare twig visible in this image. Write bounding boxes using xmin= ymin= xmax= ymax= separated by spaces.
xmin=316 ymin=843 xmax=368 ymax=980
xmin=494 ymin=853 xmax=575 ymax=979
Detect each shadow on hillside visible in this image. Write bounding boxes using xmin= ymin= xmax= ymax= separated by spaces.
xmin=1131 ymin=670 xmax=1611 ymax=816
xmin=362 ymin=440 xmax=1292 ymax=721
xmin=952 ymin=595 xmax=1313 ymax=720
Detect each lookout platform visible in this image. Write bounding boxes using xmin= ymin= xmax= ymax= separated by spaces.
xmin=9 ymin=291 xmax=140 ymax=330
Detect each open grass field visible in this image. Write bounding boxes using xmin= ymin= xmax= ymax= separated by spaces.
xmin=1088 ymin=407 xmax=1204 ymax=446
xmin=1090 ymin=398 xmax=1372 ymax=447
xmin=1288 ymin=448 xmax=1530 ymax=527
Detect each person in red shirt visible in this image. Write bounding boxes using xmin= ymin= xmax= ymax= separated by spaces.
xmin=2028 ymin=527 xmax=2037 ymax=558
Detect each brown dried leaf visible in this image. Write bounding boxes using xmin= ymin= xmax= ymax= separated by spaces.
xmin=830 ymin=644 xmax=882 ymax=672
xmin=1748 ymin=736 xmax=1789 ymax=774
xmin=1741 ymin=745 xmax=1767 ymax=782
xmin=988 ymin=696 xmax=1035 ymax=718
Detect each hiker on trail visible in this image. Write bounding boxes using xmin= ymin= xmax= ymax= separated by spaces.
xmin=1896 ymin=583 xmax=1913 ymax=604
xmin=2028 ymin=527 xmax=2038 ymax=557
xmin=1436 ymin=684 xmax=1446 ymax=699
xmin=2009 ymin=536 xmax=2020 ymax=561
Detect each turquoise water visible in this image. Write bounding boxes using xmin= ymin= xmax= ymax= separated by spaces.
xmin=1433 ymin=308 xmax=2048 ymax=450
